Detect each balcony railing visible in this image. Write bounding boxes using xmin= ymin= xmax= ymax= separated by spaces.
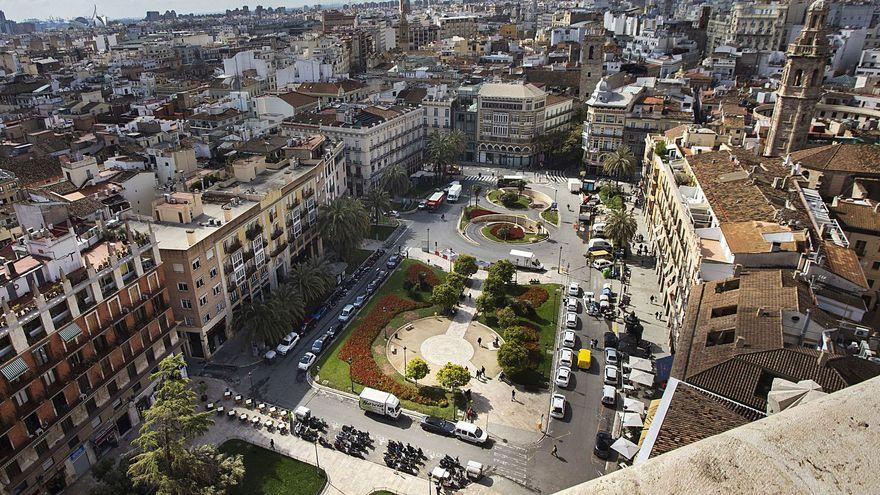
xmin=245 ymin=223 xmax=263 ymax=240
xmin=271 ymin=228 xmax=283 ymax=241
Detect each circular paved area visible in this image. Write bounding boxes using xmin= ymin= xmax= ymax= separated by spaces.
xmin=420 ymin=334 xmax=475 ymax=367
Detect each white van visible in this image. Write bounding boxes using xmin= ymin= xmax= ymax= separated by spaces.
xmin=454 ymin=421 xmax=489 ymax=444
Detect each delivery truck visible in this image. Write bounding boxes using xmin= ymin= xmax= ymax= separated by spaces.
xmin=508 ymin=249 xmax=545 ymax=271
xmin=358 ymin=387 xmax=402 ymax=419
xmin=567 ymin=178 xmax=582 ymax=193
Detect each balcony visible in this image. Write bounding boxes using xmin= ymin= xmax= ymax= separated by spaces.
xmin=270 ymin=242 xmax=288 ymax=258
xmin=271 ymin=228 xmax=283 ymax=241
xmin=245 ymin=223 xmax=263 ymax=241
xmin=224 ymin=238 xmax=242 ymax=254
xmin=242 ymin=249 xmax=255 ymax=263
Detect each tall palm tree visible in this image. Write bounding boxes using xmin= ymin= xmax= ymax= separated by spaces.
xmin=381 ymin=164 xmax=411 ymax=198
xmin=271 ymin=283 xmax=306 ymax=323
xmin=287 ymin=258 xmax=333 ymax=305
xmin=604 ymin=207 xmax=638 ymax=254
xmin=318 ymin=196 xmax=370 ymax=261
xmin=233 ymin=299 xmax=288 ymax=348
xmin=362 ymin=186 xmax=391 ymax=225
xmin=602 ymin=145 xmax=637 ymax=186
xmin=427 ymin=130 xmax=465 ymax=184
xmin=472 ymin=184 xmax=483 ymax=207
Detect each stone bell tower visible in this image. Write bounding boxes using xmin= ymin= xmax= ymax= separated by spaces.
xmin=579 ymin=23 xmax=605 ymax=100
xmin=763 ymin=0 xmax=829 ymax=157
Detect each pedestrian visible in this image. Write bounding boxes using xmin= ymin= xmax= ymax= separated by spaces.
xmin=511 ymin=389 xmax=516 ymax=402
xmin=480 ymin=365 xmax=486 ymax=377
xmin=477 ymin=337 xmax=482 ymax=347
xmin=650 ymin=295 xmax=655 ymax=304
xmin=270 ymin=439 xmax=275 ymax=450
xmin=551 ymin=444 xmax=558 ymax=458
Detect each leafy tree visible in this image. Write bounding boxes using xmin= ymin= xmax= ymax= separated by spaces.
xmin=445 ymin=272 xmax=467 ymax=292
xmin=471 ymin=184 xmax=483 ymax=207
xmin=496 ymin=306 xmax=518 ymax=330
xmin=362 ymin=186 xmax=392 ymax=225
xmin=654 ymin=140 xmax=668 ymax=158
xmin=91 ymin=455 xmax=150 ymax=495
xmin=497 ymin=342 xmax=530 ymax=375
xmin=502 ymin=326 xmax=527 ymax=344
xmin=270 ymin=284 xmax=306 ymax=324
xmin=405 ymin=357 xmax=430 ymax=384
xmin=318 ymin=196 xmax=370 ymax=261
xmin=605 ymin=207 xmax=638 ymax=253
xmin=128 ymin=355 xmax=244 ymax=495
xmin=287 ymin=258 xmax=333 ymax=305
xmin=381 ymin=163 xmax=411 ymax=197
xmin=501 ymin=191 xmax=520 ymax=207
xmin=436 ymin=362 xmax=471 ymax=392
xmin=453 ymin=255 xmax=478 ymax=277
xmin=602 ymin=145 xmax=637 ymax=186
xmin=427 ymin=130 xmax=466 ymax=184
xmin=432 ymin=282 xmax=460 ymax=313
xmin=516 ymin=181 xmax=526 ymax=196
xmin=488 ymin=260 xmax=516 ymax=286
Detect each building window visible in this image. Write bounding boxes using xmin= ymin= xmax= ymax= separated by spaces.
xmin=192 ymin=258 xmax=201 ymax=270
xmin=710 ymin=305 xmax=737 ymax=318
xmin=203 ymin=313 xmax=211 ymax=323
xmin=196 ymin=278 xmax=204 ymax=289
xmin=181 ymin=299 xmax=192 ymax=309
xmin=213 ymin=284 xmax=221 ymax=296
xmin=177 ymin=283 xmax=189 ymax=292
xmin=42 ymin=369 xmax=57 ymax=387
xmin=33 ymin=345 xmax=50 ymax=366
xmin=216 ymin=303 xmax=224 ymax=313
xmin=172 ymin=263 xmax=184 ymax=273
xmin=210 ymin=267 xmax=218 ymax=278
xmin=854 ymin=240 xmax=867 ymax=256
xmin=206 ymin=248 xmax=214 ymax=260
xmin=199 ymin=295 xmax=208 ymax=307
xmin=183 ymin=316 xmax=194 ymax=326
xmin=12 ymin=389 xmax=29 ymax=407
xmin=706 ymin=329 xmax=736 ymax=347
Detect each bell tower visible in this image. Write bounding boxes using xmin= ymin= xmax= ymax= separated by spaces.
xmin=763 ymin=0 xmax=829 ymax=157
xmin=579 ymin=23 xmax=605 ymax=100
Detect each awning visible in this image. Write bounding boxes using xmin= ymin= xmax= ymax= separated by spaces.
xmin=628 ymin=356 xmax=653 ymax=372
xmin=624 ymin=397 xmax=646 ymax=414
xmin=628 ymin=369 xmax=656 ymax=387
xmin=1 ymin=357 xmax=29 ymax=381
xmin=622 ymin=412 xmax=644 ymax=428
xmin=611 ymin=437 xmax=640 ymax=460
xmin=58 ymin=322 xmax=83 ymax=343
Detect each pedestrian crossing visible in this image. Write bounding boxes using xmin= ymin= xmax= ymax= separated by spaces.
xmin=492 ymin=442 xmax=536 ymax=490
xmin=457 ymin=170 xmax=570 ymax=185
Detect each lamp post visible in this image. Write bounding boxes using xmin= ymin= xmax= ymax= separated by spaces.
xmin=346 ymin=357 xmax=354 ymax=393
xmin=314 ymin=440 xmax=321 ymax=474
xmin=426 ymin=228 xmax=430 ymax=253
xmin=403 ymin=346 xmax=408 ymax=378
xmin=557 ymin=246 xmax=563 ymax=274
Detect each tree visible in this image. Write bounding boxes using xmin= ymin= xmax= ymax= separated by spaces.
xmin=496 ymin=306 xmax=518 ymax=330
xmin=381 ymin=163 xmax=410 ymax=197
xmin=497 ymin=342 xmax=530 ymax=376
xmin=405 ymin=358 xmax=430 ymax=385
xmin=427 ymin=130 xmax=466 ymax=184
xmin=445 ymin=271 xmax=467 ymax=292
xmin=432 ymin=282 xmax=460 ymax=313
xmin=92 ymin=455 xmax=150 ymax=495
xmin=233 ymin=298 xmax=289 ymax=347
xmin=501 ymin=191 xmax=520 ymax=208
xmin=604 ymin=207 xmax=638 ymax=253
xmin=516 ymin=180 xmax=526 ymax=196
xmin=453 ymin=255 xmax=478 ymax=277
xmin=488 ymin=260 xmax=516 ymax=286
xmin=436 ymin=362 xmax=471 ymax=392
xmin=287 ymin=258 xmax=333 ymax=305
xmin=270 ymin=284 xmax=306 ymax=324
xmin=318 ymin=196 xmax=370 ymax=261
xmin=362 ymin=186 xmax=392 ymax=225
xmin=471 ymin=184 xmax=483 ymax=207
xmin=654 ymin=140 xmax=668 ymax=158
xmin=602 ymin=145 xmax=637 ymax=186
xmin=502 ymin=326 xmax=528 ymax=344
xmin=128 ymin=355 xmax=244 ymax=494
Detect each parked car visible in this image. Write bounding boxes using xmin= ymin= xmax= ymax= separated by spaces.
xmin=603 ymin=331 xmax=618 ymax=349
xmin=420 ymin=416 xmax=455 ymax=436
xmin=602 ymin=385 xmax=617 ymax=407
xmin=377 ymin=269 xmax=388 ymax=280
xmin=604 ymin=365 xmax=619 ymax=385
xmin=324 ymin=325 xmax=340 ymax=340
xmin=387 ymin=210 xmax=401 ymax=218
xmin=555 ymin=366 xmax=572 ymax=388
xmin=386 ymin=255 xmax=401 ymax=269
xmin=276 ymin=333 xmax=300 ymax=356
xmin=549 ymin=393 xmax=567 ymax=419
xmin=565 ymin=297 xmax=578 ymax=313
xmin=604 ymin=347 xmax=619 ymax=366
xmin=338 ymin=304 xmax=355 ymax=322
xmin=568 ymin=281 xmax=580 ymax=296
xmin=311 ymin=336 xmax=326 ymax=354
xmin=453 ymin=421 xmax=488 ymax=444
xmin=353 ymin=295 xmax=366 ymax=308
xmin=366 ymin=280 xmax=379 ymax=294
xmin=558 ymin=348 xmax=574 ymax=368
xmin=594 ymin=431 xmax=613 ymax=459
xmin=587 ymin=301 xmax=600 ymax=317
xmin=565 ymin=312 xmax=578 ymax=329
xmin=312 ymin=305 xmax=329 ymax=321
xmin=583 ymin=291 xmax=595 ymax=305
xmin=298 ymin=352 xmax=317 ymax=371
xmin=418 ymin=200 xmax=428 ymax=210
xmin=592 ymin=259 xmax=613 ymax=270
xmin=562 ymin=331 xmax=576 ymax=348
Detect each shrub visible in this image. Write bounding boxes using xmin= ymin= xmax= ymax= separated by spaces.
xmin=468 ymin=208 xmax=496 ymax=220
xmin=489 ymin=223 xmax=525 ymax=240
xmin=501 ymin=191 xmax=520 ymax=207
xmin=509 ymin=298 xmax=534 ymax=317
xmin=516 ymin=286 xmax=549 ymax=307
xmin=498 ymin=341 xmax=529 ymax=375
xmin=496 ymin=307 xmax=519 ymax=330
xmin=453 ymin=255 xmax=478 ymax=277
xmin=406 ymin=263 xmax=440 ymax=288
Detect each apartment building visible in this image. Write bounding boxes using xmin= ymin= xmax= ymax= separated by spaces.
xmin=727 ymin=2 xmax=790 ymax=52
xmin=829 ymin=196 xmax=880 ymax=316
xmin=476 ymin=82 xmax=547 ymax=168
xmin=544 ymin=95 xmax=575 ymax=134
xmin=282 ymin=104 xmax=425 ymax=196
xmin=0 ymin=205 xmax=177 ymax=494
xmin=437 ymin=15 xmax=478 ymax=39
xmin=129 ymin=135 xmax=343 ymax=359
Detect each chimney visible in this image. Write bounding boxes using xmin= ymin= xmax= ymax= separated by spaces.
xmin=733 ymin=264 xmax=742 ymax=277
xmin=224 ymin=208 xmax=233 ymax=222
xmin=185 ymin=229 xmax=197 ymax=246
xmin=5 ymin=261 xmax=16 ymax=278
xmin=734 ymin=336 xmax=746 ymax=348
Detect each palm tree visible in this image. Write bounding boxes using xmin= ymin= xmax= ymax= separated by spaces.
xmin=604 ymin=207 xmax=638 ymax=254
xmin=271 ymin=283 xmax=306 ymax=323
xmin=427 ymin=130 xmax=465 ymax=184
xmin=287 ymin=258 xmax=333 ymax=305
xmin=602 ymin=145 xmax=637 ymax=186
xmin=233 ymin=299 xmax=288 ymax=348
xmin=381 ymin=164 xmax=410 ymax=198
xmin=472 ymin=184 xmax=483 ymax=207
xmin=318 ymin=197 xmax=370 ymax=261
xmin=362 ymin=186 xmax=391 ymax=225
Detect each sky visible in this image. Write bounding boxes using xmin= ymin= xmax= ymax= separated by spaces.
xmin=1 ymin=1 xmax=321 ymax=22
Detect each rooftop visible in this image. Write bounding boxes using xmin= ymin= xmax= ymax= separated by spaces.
xmin=790 ymin=143 xmax=880 ymax=173
xmin=478 ymin=82 xmax=546 ymax=99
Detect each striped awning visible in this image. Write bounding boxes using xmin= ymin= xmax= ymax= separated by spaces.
xmin=1 ymin=357 xmax=29 ymax=381
xmin=58 ymin=323 xmax=83 ymax=343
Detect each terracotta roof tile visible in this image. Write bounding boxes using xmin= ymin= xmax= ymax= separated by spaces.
xmin=821 ymin=241 xmax=869 ymax=289
xmin=790 ymin=143 xmax=880 ymax=173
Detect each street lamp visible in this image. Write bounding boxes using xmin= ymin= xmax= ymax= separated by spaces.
xmin=403 ymin=346 xmax=408 ymax=378
xmin=426 ymin=228 xmax=430 ymax=253
xmin=346 ymin=357 xmax=354 ymax=393
xmin=557 ymin=246 xmax=563 ymax=274
xmin=247 ymin=370 xmax=254 ymax=395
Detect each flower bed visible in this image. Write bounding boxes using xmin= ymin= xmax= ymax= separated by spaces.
xmin=517 ymin=286 xmax=549 ymax=307
xmin=406 ymin=263 xmax=440 ymax=287
xmin=468 ymin=208 xmax=496 ymax=220
xmin=337 ymin=295 xmax=446 ymax=406
xmin=489 ymin=223 xmax=525 ymax=240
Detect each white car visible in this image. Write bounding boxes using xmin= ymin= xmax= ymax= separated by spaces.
xmin=602 ymin=385 xmax=616 ymax=406
xmin=555 ymin=366 xmax=572 ymax=388
xmin=353 ymin=295 xmax=366 ymax=308
xmin=604 ymin=347 xmax=619 ymax=366
xmin=298 ymin=352 xmax=317 ymax=371
xmin=549 ymin=393 xmax=567 ymax=419
xmin=604 ymin=365 xmax=619 ymax=385
xmin=276 ymin=333 xmax=300 ymax=356
xmin=565 ymin=297 xmax=578 ymax=313
xmin=338 ymin=304 xmax=355 ymax=322
xmin=562 ymin=330 xmax=576 ymax=348
xmin=558 ymin=348 xmax=574 ymax=368
xmin=583 ymin=291 xmax=595 ymax=305
xmin=568 ymin=282 xmax=580 ymax=296
xmin=592 ymin=259 xmax=613 ymax=270
xmin=565 ymin=312 xmax=578 ymax=329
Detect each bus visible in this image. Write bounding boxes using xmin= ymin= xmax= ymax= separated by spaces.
xmin=497 ymin=175 xmax=526 ymax=188
xmin=447 ymin=183 xmax=463 ymax=203
xmin=427 ymin=190 xmax=446 ymax=210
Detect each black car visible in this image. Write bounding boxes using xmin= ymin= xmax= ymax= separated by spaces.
xmin=594 ymin=431 xmax=613 ymax=460
xmin=603 ymin=331 xmax=618 ymax=349
xmin=386 ymin=255 xmax=401 ymax=269
xmin=324 ymin=325 xmax=340 ymax=340
xmin=420 ymin=416 xmax=455 ymax=436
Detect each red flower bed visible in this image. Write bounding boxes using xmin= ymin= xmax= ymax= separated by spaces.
xmin=517 ymin=286 xmax=549 ymax=307
xmin=337 ymin=294 xmax=446 ymax=406
xmin=406 ymin=263 xmax=440 ymax=287
xmin=489 ymin=223 xmax=525 ymax=240
xmin=468 ymin=208 xmax=496 ymax=220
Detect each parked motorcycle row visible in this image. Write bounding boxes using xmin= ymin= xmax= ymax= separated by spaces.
xmin=383 ymin=439 xmax=426 ymax=474
xmin=333 ymin=424 xmax=374 ymax=458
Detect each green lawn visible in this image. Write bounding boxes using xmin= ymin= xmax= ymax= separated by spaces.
xmin=347 ymin=248 xmax=374 ymax=269
xmin=480 ymin=225 xmax=548 ymax=244
xmin=219 ymin=440 xmax=326 ymax=495
xmin=487 ymin=190 xmax=530 ymax=209
xmin=370 ymin=222 xmax=399 ymax=241
xmin=541 ymin=209 xmax=559 ymax=226
xmin=313 ymin=259 xmax=456 ymax=418
xmin=480 ymin=283 xmax=562 ymax=388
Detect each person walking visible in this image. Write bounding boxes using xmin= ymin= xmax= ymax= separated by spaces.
xmin=270 ymin=439 xmax=275 ymax=450
xmin=551 ymin=444 xmax=558 ymax=458
xmin=511 ymin=389 xmax=516 ymax=402
xmin=477 ymin=337 xmax=482 ymax=347
xmin=480 ymin=365 xmax=486 ymax=378
xmin=650 ymin=295 xmax=655 ymax=304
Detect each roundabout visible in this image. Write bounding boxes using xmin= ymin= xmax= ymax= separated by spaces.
xmin=480 ymin=221 xmax=548 ymax=244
